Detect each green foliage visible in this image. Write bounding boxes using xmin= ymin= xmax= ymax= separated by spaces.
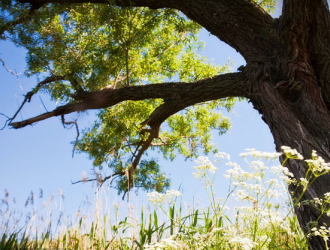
xmin=254 ymin=0 xmax=277 ymax=13
xmin=115 ymin=159 xmax=171 ymax=194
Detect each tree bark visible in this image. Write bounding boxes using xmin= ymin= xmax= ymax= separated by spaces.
xmin=6 ymin=0 xmax=330 ymax=248
xmin=238 ymin=2 xmax=330 ymax=249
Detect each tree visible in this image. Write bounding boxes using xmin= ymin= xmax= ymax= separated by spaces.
xmin=1 ymin=0 xmax=330 ymax=248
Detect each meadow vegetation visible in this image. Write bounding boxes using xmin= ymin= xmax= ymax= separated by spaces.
xmin=3 ymin=146 xmax=330 ymax=249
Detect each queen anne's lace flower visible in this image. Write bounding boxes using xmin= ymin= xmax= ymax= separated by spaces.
xmin=147 ymin=191 xmax=166 ymax=206
xmin=147 ymin=189 xmax=182 ymax=207
xmin=309 ymin=227 xmax=330 ymax=243
xmin=300 ymin=178 xmax=309 ymax=188
xmin=166 ymin=189 xmax=182 ymax=203
xmin=240 ymin=148 xmax=282 ymax=160
xmin=215 ymin=152 xmax=230 ymax=160
xmin=229 ymin=237 xmax=258 ymax=250
xmin=305 ymin=150 xmax=330 ymax=176
xmin=281 ymin=146 xmax=304 ymax=160
xmin=193 ymin=156 xmax=218 ymax=181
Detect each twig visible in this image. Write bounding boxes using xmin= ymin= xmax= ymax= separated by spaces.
xmin=0 ymin=58 xmax=21 ymax=76
xmin=71 ymin=171 xmax=124 ymax=185
xmin=39 ymin=96 xmax=48 ymax=112
xmin=61 ymin=114 xmax=79 ymax=157
xmin=125 ymin=48 xmax=130 ymax=86
xmin=0 ymin=113 xmax=10 ymax=130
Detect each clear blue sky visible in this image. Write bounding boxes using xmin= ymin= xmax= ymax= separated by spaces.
xmin=0 ymin=2 xmax=283 ymax=224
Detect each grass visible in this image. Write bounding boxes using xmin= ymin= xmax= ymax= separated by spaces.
xmin=0 ymin=148 xmax=314 ymax=249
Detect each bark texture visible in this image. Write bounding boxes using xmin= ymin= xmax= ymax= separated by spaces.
xmin=6 ymin=0 xmax=330 ymax=249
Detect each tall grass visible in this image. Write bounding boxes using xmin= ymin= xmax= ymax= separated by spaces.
xmin=2 ymin=147 xmax=322 ymax=249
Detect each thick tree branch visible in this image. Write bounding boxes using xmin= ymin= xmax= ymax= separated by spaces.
xmin=9 ymin=72 xmax=247 ymax=129
xmin=17 ymin=0 xmax=277 ymax=61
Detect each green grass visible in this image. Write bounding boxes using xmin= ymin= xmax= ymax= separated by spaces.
xmin=0 ymin=149 xmax=313 ymax=249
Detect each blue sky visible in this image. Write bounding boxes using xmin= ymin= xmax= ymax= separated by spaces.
xmin=0 ymin=3 xmax=283 ymax=225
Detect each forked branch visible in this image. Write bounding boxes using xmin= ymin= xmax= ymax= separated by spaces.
xmin=2 ymin=75 xmax=66 ymax=129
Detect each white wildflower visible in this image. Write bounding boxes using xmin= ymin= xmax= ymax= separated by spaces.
xmin=215 ymin=152 xmax=230 ymax=160
xmin=193 ymin=156 xmax=218 ymax=181
xmin=229 ymin=237 xmax=258 ymax=250
xmin=166 ymin=189 xmax=182 ymax=204
xmin=299 ymin=178 xmax=309 ymax=188
xmin=147 ymin=191 xmax=166 ymax=206
xmin=281 ymin=146 xmax=304 ymax=160
xmin=305 ymin=150 xmax=330 ymax=176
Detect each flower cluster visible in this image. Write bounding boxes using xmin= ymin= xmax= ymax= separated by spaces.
xmin=239 ymin=148 xmax=282 ymax=160
xmin=281 ymin=146 xmax=304 ymax=160
xmin=305 ymin=150 xmax=330 ymax=177
xmin=166 ymin=189 xmax=182 ymax=204
xmin=228 ymin=236 xmax=258 ymax=250
xmin=147 ymin=191 xmax=166 ymax=206
xmin=299 ymin=178 xmax=309 ymax=188
xmin=215 ymin=152 xmax=230 ymax=160
xmin=309 ymin=226 xmax=330 ymax=242
xmin=270 ymin=165 xmax=296 ymax=185
xmin=224 ymin=162 xmax=252 ymax=182
xmin=147 ymin=189 xmax=182 ymax=207
xmin=144 ymin=235 xmax=182 ymax=249
xmin=192 ymin=156 xmax=218 ymax=180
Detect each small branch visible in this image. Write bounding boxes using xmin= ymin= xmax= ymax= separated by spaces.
xmin=4 ymin=93 xmax=32 ymax=129
xmin=61 ymin=114 xmax=79 ymax=157
xmin=0 ymin=58 xmax=21 ymax=76
xmin=0 ymin=113 xmax=10 ymax=130
xmin=71 ymin=171 xmax=124 ymax=185
xmin=130 ymin=139 xmax=143 ymax=162
xmin=125 ymin=48 xmax=130 ymax=86
xmin=122 ymin=189 xmax=128 ymax=200
xmin=124 ymin=142 xmax=167 ymax=148
xmin=123 ymin=125 xmax=160 ymax=200
xmin=39 ymin=96 xmax=48 ymax=112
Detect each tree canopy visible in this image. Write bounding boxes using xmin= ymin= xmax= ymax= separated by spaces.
xmin=0 ymin=0 xmax=271 ymax=196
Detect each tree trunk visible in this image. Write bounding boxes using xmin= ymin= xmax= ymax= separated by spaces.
xmin=243 ymin=42 xmax=330 ymax=250
xmin=246 ymin=59 xmax=330 ymax=249
xmin=239 ymin=2 xmax=330 ymax=249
